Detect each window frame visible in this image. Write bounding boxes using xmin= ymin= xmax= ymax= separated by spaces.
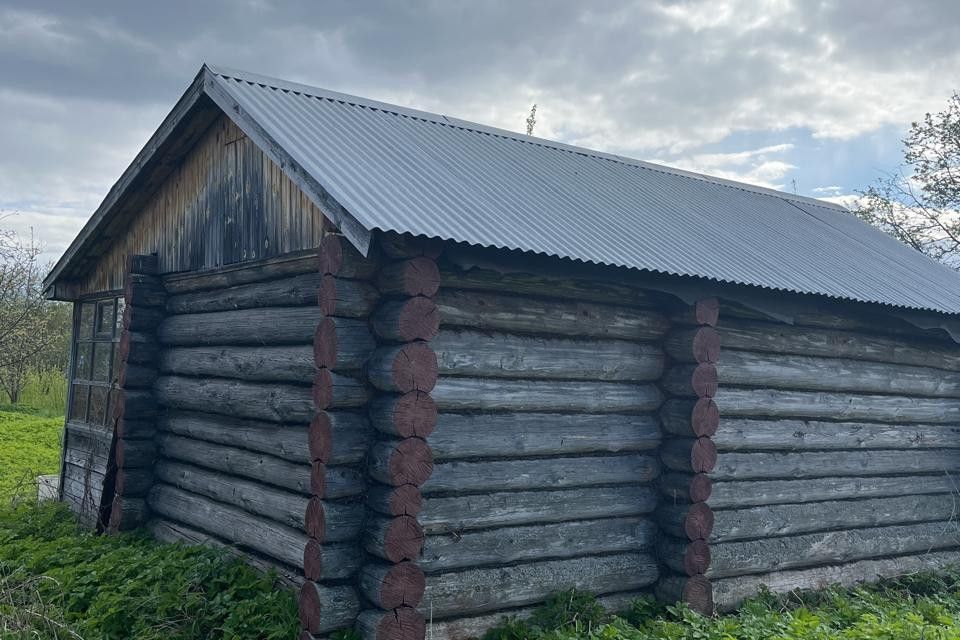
xmin=67 ymin=294 xmax=124 ymax=427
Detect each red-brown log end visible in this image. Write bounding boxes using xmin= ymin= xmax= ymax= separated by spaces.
xmin=375 ymin=562 xmax=427 ymax=609
xmin=381 ymin=515 xmax=425 ymax=563
xmin=380 ymin=392 xmax=438 ymax=438
xmin=114 ymin=469 xmax=128 ymax=496
xmin=317 ymin=274 xmax=337 ymax=316
xmin=313 ymin=318 xmax=338 ymax=370
xmin=695 ymin=298 xmax=720 ymax=327
xmin=692 ymin=327 xmax=721 ymax=364
xmin=112 ymin=390 xmax=126 ymax=421
xmin=689 ymin=473 xmax=713 ymax=503
xmin=368 ymin=606 xmax=426 ymax=640
xmin=118 ymin=331 xmax=133 ymax=365
xmin=691 ymin=398 xmax=720 ymax=438
xmin=107 ymin=498 xmax=123 ymax=534
xmin=312 ymin=369 xmax=334 ymax=410
xmin=390 ymin=342 xmax=438 ymax=393
xmin=305 ymin=496 xmax=326 ymax=541
xmin=319 ymin=234 xmax=344 ymax=275
xmin=114 ymin=441 xmax=128 ymax=469
xmin=308 ymin=412 xmax=333 ymax=463
xmin=682 ymin=575 xmax=714 ymax=615
xmin=387 ymin=438 xmax=434 ymax=487
xmin=396 ymin=297 xmax=440 ymax=342
xmin=310 ymin=461 xmax=327 ymax=497
xmin=683 ymin=539 xmax=712 ymax=576
xmin=383 ymin=257 xmax=441 ymax=297
xmin=303 ymin=539 xmax=323 ymax=581
xmin=690 ymin=437 xmax=718 ymax=474
xmin=379 ymin=484 xmax=423 ymax=517
xmin=691 ymin=363 xmax=718 ymax=398
xmin=684 ymin=502 xmax=715 ymax=541
xmin=298 ymin=581 xmax=322 ymax=633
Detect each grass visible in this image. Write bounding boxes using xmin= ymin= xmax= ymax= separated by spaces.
xmin=0 ymin=410 xmax=62 ymax=505
xmin=0 ymin=369 xmax=69 ymax=418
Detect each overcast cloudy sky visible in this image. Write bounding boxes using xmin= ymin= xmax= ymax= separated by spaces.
xmin=1 ymin=0 xmax=959 ymax=263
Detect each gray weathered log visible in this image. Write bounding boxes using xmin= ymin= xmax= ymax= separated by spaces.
xmin=701 ymin=448 xmax=960 ymax=481
xmin=161 ymin=345 xmax=321 ymax=382
xmin=359 ymin=562 xmax=426 ymax=609
xmin=659 ymin=472 xmax=712 ymax=504
xmin=662 ymin=520 xmax=960 ymax=579
xmin=119 ymin=330 xmax=159 ymax=364
xmin=355 ymin=607 xmax=424 ymax=640
xmin=158 ymin=410 xmax=370 ymax=465
xmin=157 ymin=433 xmax=364 ymax=498
xmin=378 ymin=256 xmax=440 ymax=297
xmin=666 ymin=389 xmax=960 ymax=423
xmin=666 ymin=319 xmax=960 ymax=371
xmin=421 ymin=553 xmax=658 ymax=617
xmin=154 ymin=375 xmax=368 ymax=422
xmin=435 ymin=290 xmax=669 ymax=340
xmin=420 ymin=517 xmax=657 ymax=573
xmin=297 ymin=579 xmax=364 ymax=635
xmin=122 ymin=304 xmax=165 ymax=332
xmin=423 ymin=454 xmax=659 ymax=494
xmin=113 ymin=467 xmax=154 ymax=497
xmin=663 ymin=350 xmax=960 ymax=398
xmin=660 ymin=493 xmax=960 ymax=543
xmin=416 ymin=486 xmax=659 ymax=534
xmin=120 ymin=363 xmax=158 ymax=389
xmin=116 ymin=389 xmax=156 ymax=421
xmin=115 ymin=438 xmax=157 ymax=469
xmin=431 ymin=330 xmax=664 ymax=381
xmin=659 ymin=439 xmax=717 ymax=475
xmin=367 ymin=342 xmax=438 ymax=393
xmin=427 ymin=413 xmax=661 ymax=460
xmin=364 ymin=515 xmax=425 ymax=563
xmin=109 ymin=497 xmax=148 ymax=531
xmin=653 ymin=575 xmax=713 ymax=614
xmin=372 ymin=297 xmax=440 ymax=342
xmin=367 ymin=438 xmax=434 ymax=487
xmin=159 ymin=307 xmax=321 ymax=346
xmin=711 ymin=550 xmax=960 ymax=611
xmin=153 ymin=460 xmax=363 ymax=541
xmin=147 ymin=483 xmax=361 ymax=577
xmin=661 ymin=413 xmax=960 ymax=451
xmin=431 ymin=377 xmax=663 ymax=413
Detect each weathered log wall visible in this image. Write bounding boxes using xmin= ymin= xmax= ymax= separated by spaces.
xmin=149 ymin=237 xmax=375 ymax=637
xmin=391 ymin=246 xmax=670 ymax=639
xmin=656 ymin=301 xmax=960 ymax=612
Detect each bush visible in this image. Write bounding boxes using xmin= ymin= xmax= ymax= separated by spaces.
xmin=0 ymin=502 xmax=299 ymax=639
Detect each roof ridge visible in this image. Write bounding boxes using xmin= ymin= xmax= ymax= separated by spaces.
xmin=206 ymin=63 xmax=847 ymax=213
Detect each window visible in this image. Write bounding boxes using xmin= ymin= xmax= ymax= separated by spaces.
xmin=68 ymin=297 xmax=123 ymax=427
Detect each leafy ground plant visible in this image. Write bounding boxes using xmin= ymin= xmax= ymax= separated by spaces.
xmin=0 ymin=409 xmax=62 ymax=504
xmin=0 ymin=501 xmax=299 ymax=639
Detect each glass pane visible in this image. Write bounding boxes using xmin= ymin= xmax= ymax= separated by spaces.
xmin=92 ymin=343 xmax=112 ymax=382
xmin=70 ymin=384 xmax=89 ymax=422
xmin=74 ymin=343 xmax=92 ymax=380
xmin=89 ymin=386 xmax=109 ymax=426
xmin=115 ymin=298 xmax=126 ymax=333
xmin=78 ymin=304 xmax=95 ymax=339
xmin=96 ymin=301 xmax=115 ymax=337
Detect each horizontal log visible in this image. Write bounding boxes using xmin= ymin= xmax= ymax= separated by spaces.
xmin=431 ymin=377 xmax=663 ymax=413
xmin=427 ymin=413 xmax=661 ymax=460
xmin=423 ymin=454 xmax=659 ymax=494
xmin=431 ymin=330 xmax=665 ymax=381
xmin=703 ymin=448 xmax=960 ymax=481
xmin=153 ymin=460 xmax=363 ymax=541
xmin=158 ymin=307 xmax=321 ymax=346
xmin=108 ymin=497 xmax=148 ymax=531
xmin=421 ymin=553 xmax=658 ymax=617
xmin=664 ymin=521 xmax=960 ymax=580
xmin=115 ymin=438 xmax=156 ymax=469
xmin=161 ymin=345 xmax=318 ymax=383
xmin=367 ymin=343 xmax=438 ymax=393
xmin=368 ymin=392 xmax=438 ymax=438
xmin=356 ymin=607 xmax=424 ymax=640
xmin=167 ymin=272 xmax=377 ymax=316
xmin=653 ymin=575 xmax=713 ymax=615
xmin=679 ymin=389 xmax=960 ymax=423
xmin=297 ymin=579 xmax=363 ymax=635
xmin=119 ymin=330 xmax=159 ymax=364
xmin=711 ymin=550 xmax=960 ymax=611
xmin=367 ymin=484 xmax=422 ymax=517
xmin=157 ymin=434 xmax=364 ymax=499
xmin=118 ymin=363 xmax=157 ymax=389
xmin=122 ymin=305 xmax=165 ymax=332
xmin=155 ymin=374 xmax=367 ymax=422
xmin=435 ymin=290 xmax=670 ymax=340
xmin=378 ymin=232 xmax=444 ymax=259
xmin=664 ymin=350 xmax=960 ymax=398
xmin=124 ymin=274 xmax=166 ymax=307
xmin=114 ymin=467 xmax=153 ymax=497
xmin=666 ymin=318 xmax=960 ymax=371
xmin=661 ymin=493 xmax=960 ymax=543
xmin=368 ymin=438 xmax=434 ymax=487
xmin=659 ymin=439 xmax=717 ymax=474
xmin=415 ymin=485 xmax=658 ymax=534
xmin=372 ymin=297 xmax=440 ymax=342
xmin=158 ymin=410 xmax=370 ymax=465
xmin=147 ymin=484 xmax=361 ymax=577
xmin=420 ymin=517 xmax=657 ymax=573
xmin=659 ymin=472 xmax=712 ymax=504
xmin=662 ymin=414 xmax=960 ymax=451
xmin=364 ymin=515 xmax=425 ymax=563
xmin=115 ymin=389 xmax=156 ymax=421
xmin=314 ymin=317 xmax=376 ymax=370
xmin=379 ymin=256 xmax=440 ymax=297
xmin=359 ymin=562 xmax=426 ymax=609
xmin=437 ymin=263 xmax=654 ymax=308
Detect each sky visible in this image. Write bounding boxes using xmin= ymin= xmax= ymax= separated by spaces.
xmin=1 ymin=0 xmax=958 ymax=265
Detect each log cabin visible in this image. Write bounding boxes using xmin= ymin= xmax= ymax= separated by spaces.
xmin=43 ymin=64 xmax=960 ymax=638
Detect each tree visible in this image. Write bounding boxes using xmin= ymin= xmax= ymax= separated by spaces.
xmin=0 ymin=221 xmax=68 ymax=404
xmin=854 ymin=92 xmax=960 ymax=267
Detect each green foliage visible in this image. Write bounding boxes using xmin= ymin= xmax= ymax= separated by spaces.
xmin=0 ymin=409 xmax=62 ymax=504
xmin=0 ymin=501 xmax=299 ymax=639
xmin=0 ymin=368 xmax=69 ymax=417
xmin=483 ymin=574 xmax=960 ymax=640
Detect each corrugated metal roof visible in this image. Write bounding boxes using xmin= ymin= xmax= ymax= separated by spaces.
xmin=203 ymin=65 xmax=960 ymax=314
